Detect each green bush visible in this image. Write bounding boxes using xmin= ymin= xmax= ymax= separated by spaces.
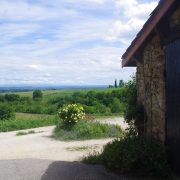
xmin=123 ymin=76 xmax=144 ymax=136
xmin=58 ymin=104 xmax=85 ymax=128
xmin=0 ymin=104 xmax=15 ymax=120
xmin=0 ymin=95 xmax=5 ymax=102
xmin=83 ymin=137 xmax=170 ymax=178
xmin=5 ymin=94 xmax=20 ymax=102
xmin=33 ymin=90 xmax=43 ymax=100
xmin=110 ymin=98 xmax=124 ymax=113
xmin=53 ymin=120 xmax=123 ymax=141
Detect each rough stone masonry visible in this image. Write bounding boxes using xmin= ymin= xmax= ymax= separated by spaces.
xmin=136 ymin=7 xmax=180 ymax=142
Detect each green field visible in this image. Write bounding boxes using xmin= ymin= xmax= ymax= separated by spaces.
xmin=2 ymin=88 xmax=117 ymax=98
xmin=0 ymin=113 xmax=57 ymax=132
xmin=0 ymin=87 xmax=126 ymax=116
xmin=0 ymin=87 xmax=127 ymax=131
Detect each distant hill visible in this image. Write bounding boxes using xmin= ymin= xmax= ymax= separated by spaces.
xmin=0 ymin=85 xmax=107 ymax=93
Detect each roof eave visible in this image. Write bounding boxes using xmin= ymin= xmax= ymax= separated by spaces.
xmin=122 ymin=0 xmax=176 ymax=67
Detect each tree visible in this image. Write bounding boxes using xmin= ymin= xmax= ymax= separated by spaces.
xmin=114 ymin=80 xmax=117 ymax=88
xmin=0 ymin=104 xmax=15 ymax=120
xmin=119 ymin=80 xmax=125 ymax=87
xmin=33 ymin=90 xmax=43 ymax=100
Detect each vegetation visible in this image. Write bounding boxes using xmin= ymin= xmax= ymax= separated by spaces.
xmin=83 ymin=77 xmax=171 ymax=178
xmin=33 ymin=90 xmax=43 ymax=100
xmin=109 ymin=79 xmax=125 ymax=89
xmin=0 ymin=113 xmax=57 ymax=132
xmin=82 ymin=137 xmax=170 ymax=178
xmin=58 ymin=104 xmax=85 ymax=128
xmin=16 ymin=130 xmax=35 ymax=136
xmin=53 ymin=120 xmax=123 ymax=141
xmin=0 ymin=104 xmax=15 ymax=120
xmin=54 ymin=101 xmax=123 ymax=141
xmin=123 ymin=76 xmax=144 ymax=136
xmin=0 ymin=88 xmax=126 ymax=116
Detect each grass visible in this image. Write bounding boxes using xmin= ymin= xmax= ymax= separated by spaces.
xmin=52 ymin=120 xmax=123 ymax=141
xmin=16 ymin=130 xmax=35 ymax=136
xmin=2 ymin=88 xmax=115 ymax=98
xmin=93 ymin=113 xmax=124 ymax=119
xmin=66 ymin=145 xmax=100 ymax=152
xmin=0 ymin=113 xmax=57 ymax=132
xmin=66 ymin=146 xmax=90 ymax=152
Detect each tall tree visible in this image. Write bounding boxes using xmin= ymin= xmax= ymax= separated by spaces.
xmin=119 ymin=80 xmax=124 ymax=87
xmin=114 ymin=79 xmax=117 ymax=88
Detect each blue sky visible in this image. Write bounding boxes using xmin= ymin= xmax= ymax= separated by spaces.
xmin=0 ymin=0 xmax=158 ymax=85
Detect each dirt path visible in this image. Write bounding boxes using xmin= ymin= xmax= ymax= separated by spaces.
xmin=0 ymin=117 xmax=127 ymax=161
xmin=0 ymin=126 xmax=113 ymax=161
xmin=0 ymin=117 xmax=134 ymax=180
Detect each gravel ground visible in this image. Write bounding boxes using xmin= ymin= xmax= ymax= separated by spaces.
xmin=0 ymin=117 xmax=135 ymax=180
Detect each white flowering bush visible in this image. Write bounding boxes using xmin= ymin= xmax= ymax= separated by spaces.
xmin=58 ymin=104 xmax=85 ymax=127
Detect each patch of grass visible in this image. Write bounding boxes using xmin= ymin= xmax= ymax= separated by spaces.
xmin=66 ymin=145 xmax=100 ymax=152
xmin=53 ymin=120 xmax=123 ymax=141
xmin=93 ymin=114 xmax=123 ymax=119
xmin=0 ymin=113 xmax=57 ymax=132
xmin=82 ymin=137 xmax=171 ymax=178
xmin=16 ymin=130 xmax=35 ymax=136
xmin=83 ymin=152 xmax=102 ymax=164
xmin=66 ymin=146 xmax=89 ymax=152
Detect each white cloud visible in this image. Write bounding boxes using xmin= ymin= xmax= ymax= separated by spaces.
xmin=105 ymin=0 xmax=158 ymax=44
xmin=0 ymin=0 xmax=77 ymax=21
xmin=115 ymin=0 xmax=158 ymax=19
xmin=105 ymin=18 xmax=145 ymax=44
xmin=0 ymin=0 xmax=159 ymax=85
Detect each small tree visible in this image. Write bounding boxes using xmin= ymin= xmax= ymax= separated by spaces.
xmin=33 ymin=90 xmax=43 ymax=100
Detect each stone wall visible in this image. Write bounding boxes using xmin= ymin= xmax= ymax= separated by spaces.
xmin=136 ymin=6 xmax=180 ymax=142
xmin=136 ymin=36 xmax=166 ymax=142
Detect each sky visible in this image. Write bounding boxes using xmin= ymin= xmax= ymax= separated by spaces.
xmin=0 ymin=0 xmax=159 ymax=86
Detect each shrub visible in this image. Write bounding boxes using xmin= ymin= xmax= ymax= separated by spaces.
xmin=58 ymin=104 xmax=85 ymax=128
xmin=5 ymin=94 xmax=20 ymax=102
xmin=0 ymin=104 xmax=15 ymax=120
xmin=0 ymin=95 xmax=5 ymax=102
xmin=110 ymin=98 xmax=124 ymax=113
xmin=123 ymin=76 xmax=144 ymax=136
xmin=53 ymin=120 xmax=123 ymax=141
xmin=33 ymin=90 xmax=43 ymax=100
xmin=83 ymin=137 xmax=170 ymax=178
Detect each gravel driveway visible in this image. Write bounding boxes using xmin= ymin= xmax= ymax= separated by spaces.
xmin=0 ymin=117 xmax=134 ymax=180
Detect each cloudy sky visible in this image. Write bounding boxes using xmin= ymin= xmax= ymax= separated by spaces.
xmin=0 ymin=0 xmax=158 ymax=85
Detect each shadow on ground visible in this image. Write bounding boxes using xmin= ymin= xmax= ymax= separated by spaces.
xmin=0 ymin=159 xmax=151 ymax=180
xmin=41 ymin=161 xmax=125 ymax=180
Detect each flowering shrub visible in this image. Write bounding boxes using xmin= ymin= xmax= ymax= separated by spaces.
xmin=58 ymin=104 xmax=85 ymax=127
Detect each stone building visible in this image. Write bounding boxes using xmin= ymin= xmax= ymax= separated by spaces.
xmin=122 ymin=0 xmax=180 ymax=174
